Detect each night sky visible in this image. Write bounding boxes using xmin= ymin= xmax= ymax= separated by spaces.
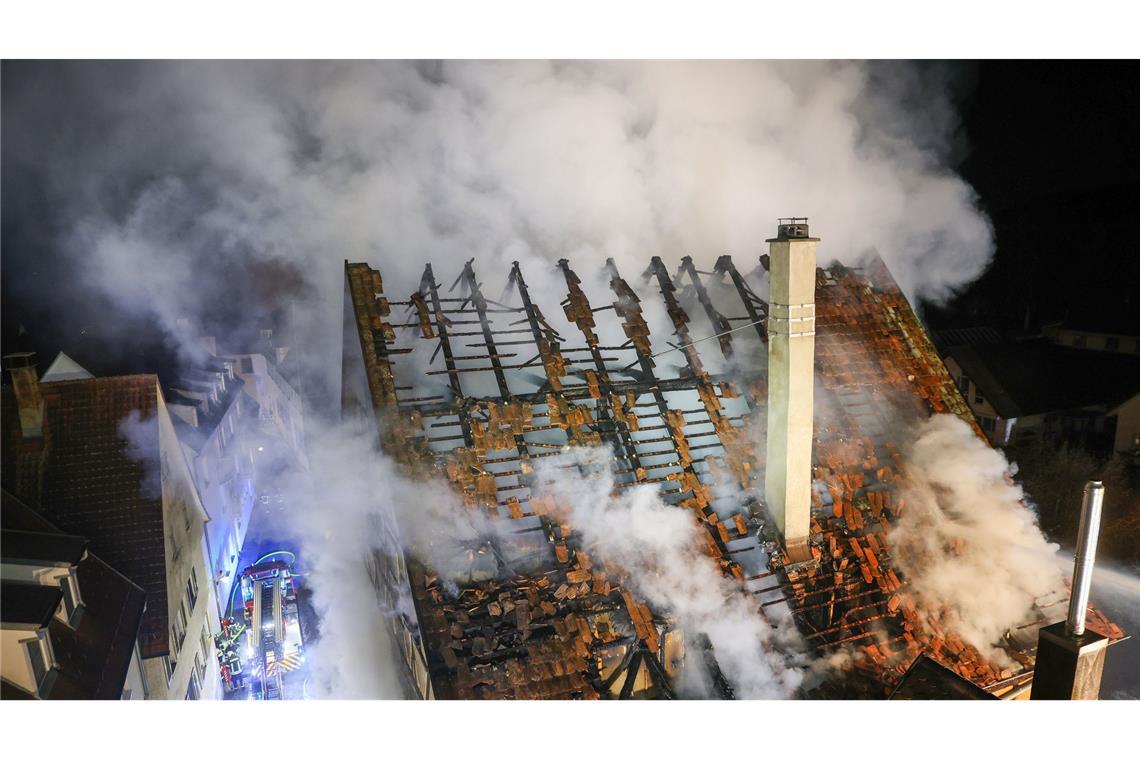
xmin=927 ymin=60 xmax=1140 ymax=334
xmin=3 ymin=61 xmax=1138 ymax=374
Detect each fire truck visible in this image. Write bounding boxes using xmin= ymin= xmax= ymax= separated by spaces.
xmin=239 ymin=559 xmax=303 ymax=700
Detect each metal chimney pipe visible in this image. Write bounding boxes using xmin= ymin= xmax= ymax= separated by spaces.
xmin=1066 ymin=480 xmax=1104 ymax=637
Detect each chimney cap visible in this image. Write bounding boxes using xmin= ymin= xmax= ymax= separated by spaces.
xmin=767 ymin=217 xmax=819 ymax=243
xmin=2 ymin=351 xmax=38 ymax=370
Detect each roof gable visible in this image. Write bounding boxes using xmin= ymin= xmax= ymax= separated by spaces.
xmin=40 ymin=352 xmax=94 ymax=383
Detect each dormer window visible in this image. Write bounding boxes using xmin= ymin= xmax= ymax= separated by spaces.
xmin=58 ymin=568 xmax=84 ymax=628
xmin=23 ymin=629 xmax=56 ymax=696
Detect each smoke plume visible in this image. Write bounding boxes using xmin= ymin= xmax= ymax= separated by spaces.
xmin=532 ymin=447 xmax=804 ymax=698
xmin=276 ymin=416 xmax=553 ymax=697
xmin=2 ymin=61 xmax=996 ymax=697
xmin=274 ymin=419 xmax=406 ymax=698
xmin=4 ymin=60 xmax=990 ymax=399
xmin=890 ymin=414 xmax=1065 ymax=663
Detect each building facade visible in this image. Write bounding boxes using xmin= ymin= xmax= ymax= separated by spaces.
xmin=1043 ymin=323 xmax=1140 ymax=355
xmin=165 ymin=333 xmax=309 ymax=619
xmin=166 ymin=357 xmax=257 ymax=620
xmin=1 ymin=358 xmax=221 ymax=699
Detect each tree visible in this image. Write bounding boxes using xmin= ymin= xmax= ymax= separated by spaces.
xmin=1009 ymin=441 xmax=1140 ymax=568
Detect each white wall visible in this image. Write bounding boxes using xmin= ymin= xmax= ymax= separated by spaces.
xmin=1113 ymin=393 xmax=1140 ymax=454
xmin=121 ymin=643 xmax=147 ymax=699
xmin=0 ymin=628 xmax=39 ymax=695
xmin=154 ymin=386 xmax=221 ymax=699
xmin=944 ymin=356 xmax=1009 ymax=445
xmin=190 ymin=400 xmax=254 ymax=619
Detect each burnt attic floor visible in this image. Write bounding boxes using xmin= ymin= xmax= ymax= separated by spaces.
xmin=345 ymin=254 xmax=1124 ymax=700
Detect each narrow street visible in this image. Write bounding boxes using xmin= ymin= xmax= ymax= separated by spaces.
xmin=218 ymin=492 xmax=315 ymax=700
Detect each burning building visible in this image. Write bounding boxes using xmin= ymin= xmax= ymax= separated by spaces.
xmin=340 ymin=220 xmax=1124 ymax=699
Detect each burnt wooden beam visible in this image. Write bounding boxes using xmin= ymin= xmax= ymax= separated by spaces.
xmin=678 ymin=255 xmax=734 ymax=359
xmin=715 ymin=254 xmax=768 ymax=346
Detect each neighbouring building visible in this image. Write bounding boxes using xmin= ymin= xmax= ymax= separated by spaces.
xmin=165 ymin=331 xmax=308 ymax=614
xmin=165 ymin=352 xmax=257 ymax=618
xmin=1 ymin=355 xmax=221 ymax=699
xmin=223 ymin=333 xmax=309 ymax=476
xmin=1043 ymin=317 xmax=1140 ymax=355
xmin=945 ymin=340 xmax=1140 ymax=454
xmin=1 ymin=490 xmax=147 ymax=699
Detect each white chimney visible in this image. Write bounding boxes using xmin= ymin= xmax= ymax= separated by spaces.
xmin=765 ymin=218 xmax=818 ymax=563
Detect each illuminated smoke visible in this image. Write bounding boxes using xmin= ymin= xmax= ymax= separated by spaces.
xmin=4 ymin=60 xmax=991 ymax=401
xmin=3 ymin=61 xmax=996 ymax=697
xmin=890 ymin=414 xmax=1064 ymax=663
xmin=532 ymin=447 xmax=805 ymax=698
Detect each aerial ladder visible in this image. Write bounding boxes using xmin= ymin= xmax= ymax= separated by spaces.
xmin=244 ymin=561 xmax=293 ymax=699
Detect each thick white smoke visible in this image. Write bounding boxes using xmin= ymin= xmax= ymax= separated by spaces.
xmin=6 ymin=60 xmax=991 ymax=398
xmin=276 ymin=420 xmax=406 ymax=698
xmin=890 ymin=414 xmax=1065 ymax=663
xmin=4 ymin=61 xmax=998 ymax=697
xmin=531 ymin=447 xmax=804 ymax=698
xmin=277 ymin=416 xmax=538 ymax=697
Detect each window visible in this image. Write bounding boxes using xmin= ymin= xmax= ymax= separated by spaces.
xmin=59 ymin=575 xmax=77 ymax=621
xmin=25 ymin=634 xmax=49 ymax=688
xmin=956 ymin=375 xmax=969 ymax=396
xmin=194 ymin=652 xmax=204 ymax=683
xmin=187 ymin=567 xmax=199 ymax=611
xmin=980 ymin=416 xmax=997 ymax=432
xmin=173 ymin=601 xmax=188 ymax=651
xmin=186 ymin=671 xmax=200 ymax=700
xmin=162 ymin=654 xmax=174 ymax=683
xmin=1106 ymin=337 xmax=1119 ymax=352
xmin=1073 ymin=334 xmax=1086 ymax=348
xmin=974 ymin=386 xmax=986 ymax=405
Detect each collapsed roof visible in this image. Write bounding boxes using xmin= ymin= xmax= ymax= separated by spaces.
xmin=342 ymin=253 xmax=1123 ymax=699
